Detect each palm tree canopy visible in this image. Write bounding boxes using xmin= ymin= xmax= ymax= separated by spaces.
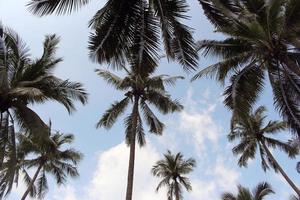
xmin=229 ymin=106 xmax=298 ymax=171
xmin=290 ymin=195 xmax=300 ymax=200
xmin=0 ymin=129 xmax=82 ymax=199
xmin=194 ymin=0 xmax=300 ymax=136
xmin=96 ymin=61 xmax=183 ymax=146
xmin=0 ymin=26 xmax=87 ymax=134
xmin=290 ymin=137 xmax=300 ymax=173
xmin=0 ymin=25 xmax=87 ymax=197
xmin=152 ymin=151 xmax=196 ymax=200
xmin=27 ymin=0 xmax=199 ymax=70
xmin=222 ymin=182 xmax=274 ymax=200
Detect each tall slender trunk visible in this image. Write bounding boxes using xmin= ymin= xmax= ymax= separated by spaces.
xmin=174 ymin=179 xmax=180 ymax=200
xmin=262 ymin=142 xmax=300 ymax=196
xmin=125 ymin=96 xmax=139 ymax=200
xmin=21 ymin=164 xmax=43 ymax=200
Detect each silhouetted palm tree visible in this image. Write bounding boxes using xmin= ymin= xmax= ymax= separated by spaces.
xmin=152 ymin=151 xmax=196 ymax=200
xmin=290 ymin=195 xmax=300 ymax=200
xmin=14 ymin=129 xmax=81 ymax=200
xmin=97 ymin=56 xmax=183 ymax=199
xmin=222 ymin=182 xmax=274 ymax=200
xmin=0 ymin=24 xmax=87 ymax=197
xmin=288 ymin=137 xmax=300 ymax=173
xmin=229 ymin=106 xmax=300 ymax=196
xmin=0 ymin=122 xmax=82 ymax=199
xmin=27 ymin=0 xmax=199 ymax=70
xmin=194 ymin=0 xmax=300 ymax=136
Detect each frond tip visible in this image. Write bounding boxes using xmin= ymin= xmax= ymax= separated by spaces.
xmin=27 ymin=0 xmax=90 ymax=16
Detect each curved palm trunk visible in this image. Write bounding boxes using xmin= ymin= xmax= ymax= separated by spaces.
xmin=262 ymin=142 xmax=300 ymax=196
xmin=125 ymin=96 xmax=139 ymax=200
xmin=21 ymin=164 xmax=43 ymax=200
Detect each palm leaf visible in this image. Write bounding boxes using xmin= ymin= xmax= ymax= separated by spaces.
xmin=97 ymin=97 xmax=130 ymax=129
xmin=27 ymin=0 xmax=90 ymax=16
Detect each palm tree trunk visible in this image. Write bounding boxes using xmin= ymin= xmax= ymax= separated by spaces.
xmin=125 ymin=96 xmax=139 ymax=200
xmin=0 ymin=113 xmax=7 ymax=166
xmin=21 ymin=164 xmax=43 ymax=200
xmin=0 ymin=30 xmax=9 ymax=94
xmin=262 ymin=142 xmax=300 ymax=196
xmin=174 ymin=180 xmax=180 ymax=200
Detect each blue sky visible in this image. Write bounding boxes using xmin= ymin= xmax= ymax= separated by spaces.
xmin=0 ymin=0 xmax=299 ymax=199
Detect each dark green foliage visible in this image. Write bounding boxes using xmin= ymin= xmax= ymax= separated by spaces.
xmin=27 ymin=0 xmax=90 ymax=16
xmin=229 ymin=106 xmax=297 ymax=171
xmin=222 ymin=182 xmax=274 ymax=200
xmin=1 ymin=129 xmax=82 ymax=199
xmin=152 ymin=151 xmax=196 ymax=200
xmin=195 ymin=0 xmax=300 ymax=136
xmin=96 ymin=66 xmax=183 ymax=146
xmin=28 ymin=0 xmax=198 ymax=70
xmin=0 ymin=25 xmax=87 ymax=198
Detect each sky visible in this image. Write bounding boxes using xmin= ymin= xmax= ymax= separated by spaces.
xmin=0 ymin=0 xmax=299 ymax=199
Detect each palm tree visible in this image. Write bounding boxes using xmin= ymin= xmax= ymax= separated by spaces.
xmin=222 ymin=182 xmax=274 ymax=200
xmin=296 ymin=138 xmax=300 ymax=173
xmin=151 ymin=151 xmax=196 ymax=200
xmin=288 ymin=137 xmax=300 ymax=173
xmin=0 ymin=24 xmax=87 ymax=196
xmin=97 ymin=59 xmax=183 ymax=199
xmin=291 ymin=195 xmax=300 ymax=200
xmin=193 ymin=0 xmax=300 ymax=136
xmin=27 ymin=0 xmax=199 ymax=70
xmin=229 ymin=106 xmax=300 ymax=196
xmin=12 ymin=128 xmax=82 ymax=200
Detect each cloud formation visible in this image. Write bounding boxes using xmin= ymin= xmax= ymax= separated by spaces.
xmin=87 ymin=142 xmax=166 ymax=200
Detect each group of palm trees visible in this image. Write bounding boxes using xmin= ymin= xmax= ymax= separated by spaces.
xmin=0 ymin=0 xmax=300 ymax=199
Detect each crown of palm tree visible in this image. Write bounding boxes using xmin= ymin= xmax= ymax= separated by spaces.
xmin=27 ymin=0 xmax=199 ymax=70
xmin=0 ymin=129 xmax=82 ymax=199
xmin=229 ymin=106 xmax=298 ymax=171
xmin=288 ymin=137 xmax=300 ymax=173
xmin=152 ymin=151 xmax=196 ymax=200
xmin=291 ymin=195 xmax=300 ymax=200
xmin=96 ymin=64 xmax=183 ymax=146
xmin=0 ymin=25 xmax=87 ymax=198
xmin=0 ymin=25 xmax=87 ymax=133
xmin=222 ymin=182 xmax=274 ymax=200
xmin=194 ymin=0 xmax=300 ymax=136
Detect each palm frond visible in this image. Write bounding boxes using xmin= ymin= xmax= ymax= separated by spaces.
xmin=97 ymin=97 xmax=130 ymax=129
xmin=224 ymin=64 xmax=264 ymax=118
xmin=88 ymin=0 xmax=141 ymax=67
xmin=95 ymin=69 xmax=124 ymax=89
xmin=221 ymin=192 xmax=237 ymax=200
xmin=269 ymin=67 xmax=300 ymax=135
xmin=140 ymin=101 xmax=164 ymax=135
xmin=36 ymin=170 xmax=48 ymax=199
xmin=252 ymin=182 xmax=274 ymax=200
xmin=150 ymin=0 xmax=198 ymax=70
xmin=13 ymin=103 xmax=49 ymax=137
xmin=27 ymin=0 xmax=90 ymax=16
xmin=129 ymin=7 xmax=160 ymax=76
xmin=264 ymin=136 xmax=298 ymax=158
xmin=146 ymin=89 xmax=183 ymax=114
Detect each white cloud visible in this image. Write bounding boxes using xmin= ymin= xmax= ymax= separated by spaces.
xmin=179 ymin=110 xmax=219 ymax=154
xmin=52 ymin=185 xmax=78 ymax=200
xmin=213 ymin=159 xmax=240 ymax=191
xmin=189 ymin=180 xmax=216 ymax=200
xmin=187 ymin=159 xmax=239 ymax=200
xmin=87 ymin=142 xmax=166 ymax=200
xmin=179 ymin=89 xmax=220 ymax=155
